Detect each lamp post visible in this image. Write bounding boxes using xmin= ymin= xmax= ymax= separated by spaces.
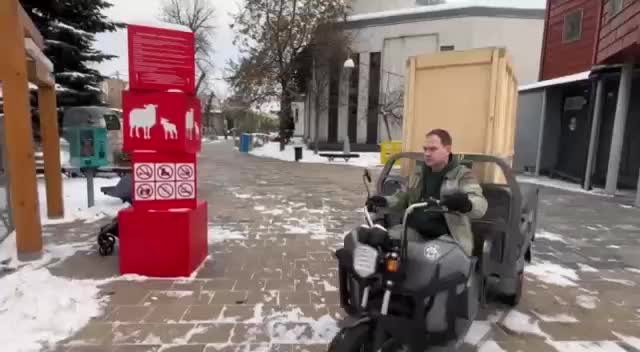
xmin=313 ymin=57 xmax=355 ymax=154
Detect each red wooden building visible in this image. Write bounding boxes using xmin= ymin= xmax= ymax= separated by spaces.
xmin=522 ymin=0 xmax=640 ymax=199
xmin=539 ymin=0 xmax=600 ymax=80
xmin=595 ymin=0 xmax=640 ymax=64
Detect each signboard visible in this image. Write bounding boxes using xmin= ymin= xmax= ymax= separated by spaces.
xmin=127 ymin=24 xmax=196 ymax=94
xmin=131 ymin=152 xmax=197 ymax=209
xmin=122 ymin=91 xmax=202 ymax=153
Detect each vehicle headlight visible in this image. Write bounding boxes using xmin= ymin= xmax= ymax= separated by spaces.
xmin=353 ymin=244 xmax=378 ymax=278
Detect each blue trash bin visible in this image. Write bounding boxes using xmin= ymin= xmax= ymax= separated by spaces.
xmin=239 ymin=133 xmax=252 ymax=153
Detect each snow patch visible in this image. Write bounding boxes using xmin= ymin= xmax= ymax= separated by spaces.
xmin=606 ymin=245 xmax=621 ymax=249
xmin=546 ymin=341 xmax=627 ymax=352
xmin=501 ymin=310 xmax=550 ymax=339
xmin=525 ymin=261 xmax=579 ymax=287
xmin=532 ymin=312 xmax=579 ymax=323
xmin=0 ymin=267 xmax=106 ymax=352
xmin=612 ymin=332 xmax=640 ymax=350
xmin=576 ymin=295 xmax=599 ymax=309
xmin=464 ymin=321 xmax=492 ymax=345
xmin=625 ymin=267 xmax=640 ymax=274
xmin=536 ymin=231 xmax=567 ymax=243
xmin=517 ymin=176 xmax=611 ymax=197
xmin=38 ymin=176 xmax=128 ymax=225
xmin=601 ymin=278 xmax=636 ymax=287
xmin=577 ymin=263 xmax=599 ymax=273
xmin=208 ymin=225 xmax=247 ymax=243
xmin=249 ymin=142 xmax=381 ymax=169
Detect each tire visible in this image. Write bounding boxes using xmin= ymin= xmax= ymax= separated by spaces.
xmin=500 ymin=271 xmax=524 ymax=307
xmin=328 ymin=325 xmax=371 ymax=352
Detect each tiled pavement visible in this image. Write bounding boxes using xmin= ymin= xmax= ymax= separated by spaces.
xmin=31 ymin=141 xmax=640 ymax=351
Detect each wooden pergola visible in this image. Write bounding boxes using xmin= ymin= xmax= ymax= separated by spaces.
xmin=0 ymin=0 xmax=64 ymax=259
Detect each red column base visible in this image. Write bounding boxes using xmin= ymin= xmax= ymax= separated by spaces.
xmin=118 ymin=201 xmax=208 ymax=277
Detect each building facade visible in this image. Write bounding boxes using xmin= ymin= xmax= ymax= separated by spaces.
xmin=304 ymin=1 xmax=546 ymax=150
xmin=515 ymin=0 xmax=640 ymax=195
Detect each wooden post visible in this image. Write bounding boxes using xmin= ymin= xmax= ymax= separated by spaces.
xmin=0 ymin=0 xmax=43 ymax=258
xmin=38 ymin=87 xmax=64 ymax=218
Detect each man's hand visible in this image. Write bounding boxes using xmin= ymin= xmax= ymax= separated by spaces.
xmin=366 ymin=195 xmax=388 ymax=208
xmin=441 ymin=192 xmax=472 ymax=213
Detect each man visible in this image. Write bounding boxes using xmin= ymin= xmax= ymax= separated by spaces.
xmin=368 ymin=129 xmax=487 ymax=256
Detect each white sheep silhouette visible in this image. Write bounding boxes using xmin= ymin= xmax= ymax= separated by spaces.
xmin=129 ymin=104 xmax=157 ymax=140
xmin=160 ymin=118 xmax=178 ymax=140
xmin=185 ymin=108 xmax=195 ymax=139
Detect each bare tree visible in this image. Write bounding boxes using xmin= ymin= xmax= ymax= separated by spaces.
xmin=379 ymin=88 xmax=404 ymax=141
xmin=227 ymin=0 xmax=349 ymax=150
xmin=160 ymin=0 xmax=216 ymax=95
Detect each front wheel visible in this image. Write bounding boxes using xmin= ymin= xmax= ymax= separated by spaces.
xmin=328 ymin=325 xmax=403 ymax=352
xmin=328 ymin=325 xmax=370 ymax=352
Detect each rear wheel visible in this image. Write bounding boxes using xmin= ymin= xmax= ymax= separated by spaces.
xmin=500 ymin=271 xmax=524 ymax=306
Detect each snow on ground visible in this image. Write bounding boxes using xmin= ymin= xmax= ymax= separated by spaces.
xmin=535 ymin=231 xmax=567 ymax=243
xmin=576 ymin=295 xmax=599 ymax=310
xmin=500 ymin=310 xmax=550 ymax=339
xmin=0 ymin=266 xmax=105 ymax=352
xmin=577 ymin=263 xmax=599 ymax=273
xmin=532 ymin=312 xmax=579 ymax=323
xmin=208 ymin=224 xmax=247 ymax=243
xmin=249 ymin=142 xmax=382 ymax=169
xmin=613 ymin=332 xmax=640 ymax=350
xmin=37 ymin=176 xmax=127 ymax=225
xmin=0 ymin=175 xmax=136 ymax=351
xmin=477 ymin=340 xmax=507 ymax=352
xmin=517 ymin=176 xmax=613 ymax=197
xmin=546 ymin=341 xmax=627 ymax=352
xmin=525 ymin=261 xmax=579 ymax=287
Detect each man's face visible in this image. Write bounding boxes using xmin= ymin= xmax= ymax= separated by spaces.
xmin=423 ymin=135 xmax=451 ymax=168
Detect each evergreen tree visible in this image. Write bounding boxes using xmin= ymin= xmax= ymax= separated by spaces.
xmin=21 ymin=0 xmax=123 ymax=106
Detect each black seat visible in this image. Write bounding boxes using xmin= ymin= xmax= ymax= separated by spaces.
xmin=471 ymin=184 xmax=512 ymax=258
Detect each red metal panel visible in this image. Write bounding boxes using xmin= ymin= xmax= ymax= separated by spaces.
xmin=128 ymin=25 xmax=196 ymax=94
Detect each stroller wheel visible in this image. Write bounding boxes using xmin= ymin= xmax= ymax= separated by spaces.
xmin=98 ymin=233 xmax=116 ymax=256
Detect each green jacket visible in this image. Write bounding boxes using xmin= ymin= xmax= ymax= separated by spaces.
xmin=384 ymin=161 xmax=488 ymax=255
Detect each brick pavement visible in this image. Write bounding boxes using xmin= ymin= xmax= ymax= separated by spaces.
xmin=29 ymin=141 xmax=640 ymax=351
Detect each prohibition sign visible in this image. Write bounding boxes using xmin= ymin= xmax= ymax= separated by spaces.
xmin=135 ymin=183 xmax=154 ymax=200
xmin=177 ymin=182 xmax=194 ymax=199
xmin=176 ymin=163 xmax=194 ymax=181
xmin=156 ymin=182 xmax=175 ymax=200
xmin=156 ymin=163 xmax=175 ymax=181
xmin=134 ymin=163 xmax=154 ymax=181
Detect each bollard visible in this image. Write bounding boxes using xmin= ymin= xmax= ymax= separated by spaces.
xmin=294 ymin=146 xmax=303 ymax=162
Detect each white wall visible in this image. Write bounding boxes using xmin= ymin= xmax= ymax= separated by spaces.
xmin=310 ymin=14 xmax=544 ymax=145
xmin=292 ymin=101 xmax=305 ymax=137
xmin=350 ymin=0 xmax=417 ymax=14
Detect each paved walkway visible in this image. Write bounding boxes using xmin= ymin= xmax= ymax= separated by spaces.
xmin=35 ymin=141 xmax=640 ymax=351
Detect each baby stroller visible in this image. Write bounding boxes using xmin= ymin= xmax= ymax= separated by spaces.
xmin=98 ymin=174 xmax=132 ymax=256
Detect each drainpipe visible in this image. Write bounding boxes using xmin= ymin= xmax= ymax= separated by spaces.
xmin=605 ymin=62 xmax=633 ymax=195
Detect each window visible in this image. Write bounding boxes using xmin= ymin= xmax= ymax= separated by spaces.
xmin=440 ymin=45 xmax=455 ymax=51
xmin=609 ymin=0 xmax=624 ymax=17
xmin=563 ymin=10 xmax=583 ymax=43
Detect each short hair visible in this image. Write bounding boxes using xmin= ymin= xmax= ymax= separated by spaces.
xmin=426 ymin=129 xmax=452 ymax=146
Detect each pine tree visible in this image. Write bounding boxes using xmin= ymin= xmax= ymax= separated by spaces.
xmin=21 ymin=0 xmax=123 ymax=106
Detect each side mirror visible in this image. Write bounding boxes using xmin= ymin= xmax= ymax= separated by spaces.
xmin=363 ymin=169 xmax=372 ymax=183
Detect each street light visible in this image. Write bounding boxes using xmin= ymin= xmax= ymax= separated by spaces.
xmin=343 ymin=58 xmax=355 ymax=69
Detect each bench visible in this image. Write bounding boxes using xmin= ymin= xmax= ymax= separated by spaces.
xmin=319 ymin=153 xmax=360 ymax=162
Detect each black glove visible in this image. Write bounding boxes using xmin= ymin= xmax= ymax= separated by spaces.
xmin=441 ymin=192 xmax=472 ymax=213
xmin=366 ymin=195 xmax=388 ymax=208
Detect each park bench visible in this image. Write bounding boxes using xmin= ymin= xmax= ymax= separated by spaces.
xmin=319 ymin=153 xmax=360 ymax=162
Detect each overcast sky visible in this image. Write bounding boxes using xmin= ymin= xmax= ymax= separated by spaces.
xmin=94 ymin=0 xmax=545 ymax=97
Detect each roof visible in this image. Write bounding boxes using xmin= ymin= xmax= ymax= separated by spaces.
xmin=345 ymin=0 xmax=546 ymax=27
xmin=518 ymin=71 xmax=591 ymax=92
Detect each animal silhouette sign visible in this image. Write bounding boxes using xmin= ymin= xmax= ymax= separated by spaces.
xmin=123 ymin=91 xmax=202 ymax=153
